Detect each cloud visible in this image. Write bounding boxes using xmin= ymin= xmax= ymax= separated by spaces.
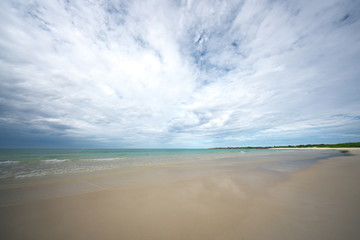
xmin=0 ymin=0 xmax=359 ymax=148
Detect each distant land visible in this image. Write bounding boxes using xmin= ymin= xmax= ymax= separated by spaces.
xmin=212 ymin=142 xmax=360 ymax=149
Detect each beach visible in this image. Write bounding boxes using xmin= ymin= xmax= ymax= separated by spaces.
xmin=0 ymin=149 xmax=359 ymax=239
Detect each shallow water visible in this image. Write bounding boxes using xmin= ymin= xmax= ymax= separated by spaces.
xmin=0 ymin=148 xmax=342 ymax=179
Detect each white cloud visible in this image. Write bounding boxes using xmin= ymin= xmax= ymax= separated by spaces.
xmin=0 ymin=0 xmax=359 ymax=147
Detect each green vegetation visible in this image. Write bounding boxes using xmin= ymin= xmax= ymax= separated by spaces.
xmin=212 ymin=142 xmax=360 ymax=149
xmin=274 ymin=142 xmax=360 ymax=148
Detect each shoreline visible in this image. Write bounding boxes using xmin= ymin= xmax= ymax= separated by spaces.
xmin=271 ymin=147 xmax=360 ymax=150
xmin=0 ymin=149 xmax=343 ymax=206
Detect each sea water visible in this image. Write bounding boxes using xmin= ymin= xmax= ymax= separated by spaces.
xmin=0 ymin=148 xmax=342 ymax=179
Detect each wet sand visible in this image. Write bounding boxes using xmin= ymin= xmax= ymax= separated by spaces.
xmin=0 ymin=149 xmax=359 ymax=239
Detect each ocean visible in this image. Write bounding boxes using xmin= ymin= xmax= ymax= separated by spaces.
xmin=0 ymin=148 xmax=342 ymax=180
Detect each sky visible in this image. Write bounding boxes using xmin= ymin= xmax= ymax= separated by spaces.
xmin=0 ymin=0 xmax=360 ymax=148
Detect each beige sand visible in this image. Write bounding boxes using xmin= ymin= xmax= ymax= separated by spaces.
xmin=0 ymin=150 xmax=359 ymax=240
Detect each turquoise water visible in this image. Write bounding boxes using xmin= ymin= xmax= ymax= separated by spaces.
xmin=0 ymin=149 xmax=255 ymax=178
xmin=0 ymin=149 xmax=340 ymax=179
xmin=0 ymin=148 xmax=253 ymax=162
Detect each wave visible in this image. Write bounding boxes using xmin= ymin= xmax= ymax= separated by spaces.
xmin=15 ymin=171 xmax=48 ymax=178
xmin=0 ymin=160 xmax=19 ymax=164
xmin=84 ymin=157 xmax=126 ymax=161
xmin=41 ymin=159 xmax=69 ymax=163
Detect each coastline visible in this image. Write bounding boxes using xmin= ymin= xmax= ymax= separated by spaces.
xmin=0 ymin=149 xmax=359 ymax=239
xmin=271 ymin=147 xmax=360 ymax=150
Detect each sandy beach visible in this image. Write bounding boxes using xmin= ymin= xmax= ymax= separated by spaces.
xmin=0 ymin=149 xmax=359 ymax=240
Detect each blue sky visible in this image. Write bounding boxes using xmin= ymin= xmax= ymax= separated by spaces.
xmin=0 ymin=0 xmax=360 ymax=148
